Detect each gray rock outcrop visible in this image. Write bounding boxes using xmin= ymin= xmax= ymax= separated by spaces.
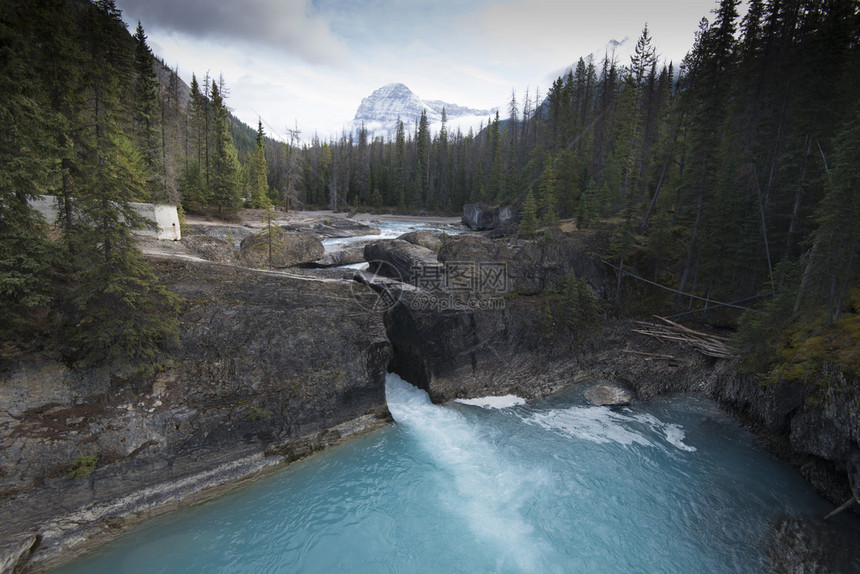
xmin=398 ymin=230 xmax=446 ymax=253
xmin=364 ymin=239 xmax=441 ymax=283
xmin=282 ymin=218 xmax=379 ymax=239
xmin=312 ymin=244 xmax=366 ymax=268
xmin=462 ymin=203 xmax=514 ymax=231
xmin=240 ymin=229 xmax=324 ymax=269
xmin=0 ymin=259 xmax=391 ymax=571
xmin=183 ymin=235 xmax=237 ymax=263
xmin=185 ymin=224 xmax=253 ymax=247
xmin=437 ymin=233 xmax=612 ymax=297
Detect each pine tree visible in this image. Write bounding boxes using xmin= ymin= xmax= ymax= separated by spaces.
xmin=67 ymin=0 xmax=181 ymax=366
xmin=538 ymin=154 xmax=559 ymax=226
xmin=209 ymin=79 xmax=241 ymax=216
xmin=393 ymin=118 xmax=406 ymax=209
xmin=795 ymin=106 xmax=860 ymax=324
xmin=0 ymin=0 xmax=61 ymax=339
xmin=519 ymin=189 xmax=538 ymax=235
xmin=132 ymin=21 xmax=161 ymax=199
xmin=414 ymin=109 xmax=430 ymax=206
xmin=250 ymin=119 xmax=271 ymax=208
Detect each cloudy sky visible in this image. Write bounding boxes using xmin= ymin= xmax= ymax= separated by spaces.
xmin=116 ymin=0 xmax=723 ymax=142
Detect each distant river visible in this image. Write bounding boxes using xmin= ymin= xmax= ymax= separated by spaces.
xmin=56 ymin=374 xmax=860 ymax=573
xmin=322 ymin=216 xmax=466 ymax=255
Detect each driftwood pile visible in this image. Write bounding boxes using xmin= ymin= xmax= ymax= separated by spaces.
xmin=632 ymin=316 xmax=737 ymax=359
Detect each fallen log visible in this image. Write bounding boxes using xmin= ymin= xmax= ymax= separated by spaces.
xmin=631 ymin=319 xmax=737 ymax=359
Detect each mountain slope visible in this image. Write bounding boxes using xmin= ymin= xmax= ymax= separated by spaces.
xmin=352 ymin=83 xmax=495 ymax=140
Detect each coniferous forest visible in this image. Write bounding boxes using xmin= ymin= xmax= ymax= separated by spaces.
xmin=1 ymin=0 xmax=859 ymax=386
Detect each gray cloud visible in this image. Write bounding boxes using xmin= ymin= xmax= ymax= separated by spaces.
xmin=120 ymin=0 xmax=349 ymax=66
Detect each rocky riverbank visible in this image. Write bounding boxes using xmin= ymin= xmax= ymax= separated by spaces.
xmin=0 ymin=257 xmax=392 ymax=572
xmin=1 ymin=214 xmax=857 ymax=572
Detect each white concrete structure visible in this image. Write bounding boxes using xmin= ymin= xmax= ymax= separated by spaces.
xmin=30 ymin=196 xmax=181 ymax=241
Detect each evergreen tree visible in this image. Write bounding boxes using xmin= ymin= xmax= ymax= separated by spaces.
xmin=794 ymin=106 xmax=860 ymax=325
xmin=393 ymin=118 xmax=406 ymax=209
xmin=209 ymin=79 xmax=241 ymax=216
xmin=0 ymin=0 xmax=61 ymax=339
xmin=538 ymin=154 xmax=559 ymax=226
xmin=67 ymin=0 xmax=180 ymax=366
xmin=519 ymin=189 xmax=538 ymax=235
xmin=132 ymin=21 xmax=161 ymax=198
xmin=414 ymin=109 xmax=430 ymax=206
xmin=250 ymin=119 xmax=271 ymax=208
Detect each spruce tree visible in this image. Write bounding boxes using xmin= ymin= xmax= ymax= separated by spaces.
xmin=0 ymin=0 xmax=61 ymax=339
xmin=519 ymin=189 xmax=538 ymax=235
xmin=250 ymin=119 xmax=271 ymax=208
xmin=132 ymin=21 xmax=161 ymax=198
xmin=538 ymin=154 xmax=558 ymax=226
xmin=414 ymin=110 xmax=430 ymax=206
xmin=67 ymin=0 xmax=180 ymax=366
xmin=210 ymin=79 xmax=241 ymax=216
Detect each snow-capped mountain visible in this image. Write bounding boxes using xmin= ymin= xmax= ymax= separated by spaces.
xmin=351 ymin=83 xmax=495 ymax=141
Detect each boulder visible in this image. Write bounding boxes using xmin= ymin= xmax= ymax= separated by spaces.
xmin=584 ymin=383 xmax=633 ymax=406
xmin=462 ymin=203 xmax=514 ymax=231
xmin=311 ymin=244 xmax=366 ymax=268
xmin=364 ymin=239 xmax=440 ymax=283
xmin=398 ymin=230 xmax=446 ymax=253
xmin=437 ymin=234 xmax=495 ymax=262
xmin=183 ymin=235 xmax=236 ymax=264
xmin=240 ymin=229 xmax=324 ymax=269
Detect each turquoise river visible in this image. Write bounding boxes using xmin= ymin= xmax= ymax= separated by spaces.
xmin=56 ymin=373 xmax=860 ymax=573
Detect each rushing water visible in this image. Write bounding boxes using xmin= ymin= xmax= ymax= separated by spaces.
xmin=56 ymin=374 xmax=859 ymax=573
xmin=322 ymin=217 xmax=465 ymax=253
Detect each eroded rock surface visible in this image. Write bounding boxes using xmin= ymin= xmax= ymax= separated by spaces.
xmin=398 ymin=229 xmax=446 ymax=252
xmin=240 ymin=229 xmax=324 ymax=269
xmin=183 ymin=235 xmax=236 ymax=263
xmin=0 ymin=259 xmax=391 ymax=570
xmin=364 ymin=239 xmax=441 ymax=282
xmin=312 ymin=244 xmax=367 ymax=268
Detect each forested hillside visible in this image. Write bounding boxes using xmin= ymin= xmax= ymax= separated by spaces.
xmin=1 ymin=0 xmax=858 ymax=386
xmin=299 ymin=0 xmax=859 ymax=385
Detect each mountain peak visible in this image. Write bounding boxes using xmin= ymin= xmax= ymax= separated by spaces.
xmin=352 ymin=84 xmax=494 ymax=140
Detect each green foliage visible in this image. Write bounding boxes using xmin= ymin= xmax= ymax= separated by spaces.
xmin=66 ymin=454 xmax=98 ymax=480
xmin=210 ymin=81 xmax=242 ymax=215
xmin=734 ymin=261 xmax=801 ymax=376
xmin=538 ymin=154 xmax=558 ymax=227
xmin=250 ymin=203 xmax=287 ymax=269
xmin=0 ymin=209 xmax=58 ymax=338
xmin=519 ymin=189 xmax=538 ymax=235
xmin=247 ymin=404 xmax=272 ymax=422
xmin=249 ymin=119 xmax=271 ymax=208
xmin=69 ymin=248 xmax=181 ymax=367
xmin=132 ymin=22 xmax=161 ymax=184
xmin=539 ymin=271 xmax=599 ymax=338
xmin=179 ymin=161 xmax=207 ymax=211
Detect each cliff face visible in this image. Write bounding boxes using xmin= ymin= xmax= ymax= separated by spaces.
xmin=380 ymin=234 xmax=860 ymax=512
xmin=2 ymin=233 xmax=858 ymax=572
xmin=0 ymin=258 xmax=392 ymax=570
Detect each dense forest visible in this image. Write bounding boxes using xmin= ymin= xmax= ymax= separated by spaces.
xmin=1 ymin=0 xmax=858 ymax=387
